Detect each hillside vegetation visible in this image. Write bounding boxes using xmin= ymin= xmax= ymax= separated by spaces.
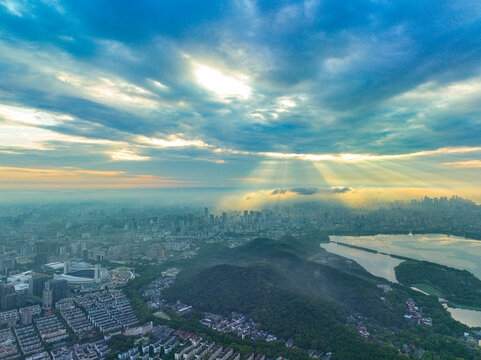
xmin=395 ymin=260 xmax=481 ymax=308
xmin=161 ymin=237 xmax=473 ymax=359
xmin=164 ymin=263 xmax=403 ymax=359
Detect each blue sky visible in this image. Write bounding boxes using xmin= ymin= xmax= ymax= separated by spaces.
xmin=0 ymin=0 xmax=481 ymax=206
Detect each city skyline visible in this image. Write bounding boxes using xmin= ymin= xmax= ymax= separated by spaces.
xmin=1 ymin=1 xmax=481 ymax=205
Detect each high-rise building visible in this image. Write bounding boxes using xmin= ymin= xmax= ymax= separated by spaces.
xmin=19 ymin=308 xmax=33 ymax=325
xmin=63 ymin=260 xmax=71 ymax=274
xmin=45 ymin=280 xmax=68 ymax=303
xmin=42 ymin=287 xmax=52 ymax=309
xmin=0 ymin=283 xmax=14 ymax=297
xmin=28 ymin=275 xmax=51 ymax=297
xmin=94 ymin=265 xmax=100 ymax=282
xmin=70 ymin=242 xmax=82 ymax=256
xmin=0 ymin=255 xmax=15 ymax=273
xmin=0 ymin=284 xmax=26 ymax=310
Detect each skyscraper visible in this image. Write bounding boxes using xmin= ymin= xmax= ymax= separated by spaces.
xmin=45 ymin=279 xmax=68 ymax=303
xmin=94 ymin=265 xmax=100 ymax=282
xmin=0 ymin=283 xmax=26 ymax=310
xmin=28 ymin=275 xmax=51 ymax=297
xmin=64 ymin=260 xmax=71 ymax=274
xmin=42 ymin=287 xmax=52 ymax=309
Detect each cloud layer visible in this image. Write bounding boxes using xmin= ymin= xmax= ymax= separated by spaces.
xmin=0 ymin=0 xmax=481 ymax=203
xmin=271 ymin=187 xmax=350 ymax=196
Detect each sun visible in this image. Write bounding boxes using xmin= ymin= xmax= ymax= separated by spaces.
xmin=195 ymin=65 xmax=251 ymax=100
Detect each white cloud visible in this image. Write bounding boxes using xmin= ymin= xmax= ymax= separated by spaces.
xmin=55 ymin=71 xmax=159 ymax=109
xmin=137 ymin=135 xmax=211 ymax=148
xmin=0 ymin=104 xmax=74 ymax=126
xmin=0 ymin=39 xmax=161 ymax=113
xmin=0 ymin=123 xmax=121 ymax=150
xmin=0 ymin=0 xmax=24 ymax=16
xmin=109 ymin=150 xmax=150 ymax=161
xmin=443 ymin=160 xmax=481 ymax=168
xmin=195 ymin=64 xmax=251 ymax=100
xmin=149 ymin=79 xmax=168 ymax=89
xmin=259 ymin=146 xmax=481 ymax=162
xmin=393 ymin=77 xmax=481 ymax=110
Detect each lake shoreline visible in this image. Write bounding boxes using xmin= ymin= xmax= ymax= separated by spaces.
xmin=325 ymin=234 xmax=481 ymax=328
xmin=331 ymin=240 xmax=415 ymax=261
xmin=328 ymin=230 xmax=481 ymax=241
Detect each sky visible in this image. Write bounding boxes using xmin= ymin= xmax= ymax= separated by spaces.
xmin=0 ymin=0 xmax=481 ymax=207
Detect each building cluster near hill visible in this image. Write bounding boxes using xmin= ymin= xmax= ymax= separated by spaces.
xmin=0 ymin=287 xmax=140 ymax=360
xmin=0 ymin=320 xmax=298 ymax=360
xmin=143 ymin=268 xmax=179 ymax=311
xmin=173 ymin=336 xmax=273 ymax=360
xmin=0 ymin=255 xmax=134 ymax=316
xmin=200 ymin=312 xmax=279 ymax=343
xmin=167 ymin=326 xmax=321 ymax=360
xmin=404 ymin=298 xmax=433 ymax=326
xmin=143 ymin=268 xmax=329 ymax=357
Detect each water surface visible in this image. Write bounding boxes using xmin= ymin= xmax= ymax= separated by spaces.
xmin=443 ymin=305 xmax=481 ymax=328
xmin=321 ymin=242 xmax=402 ymax=283
xmin=325 ymin=234 xmax=481 ymax=327
xmin=330 ymin=234 xmax=481 ymax=280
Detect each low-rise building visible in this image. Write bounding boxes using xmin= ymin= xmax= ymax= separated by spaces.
xmin=51 ymin=347 xmax=73 ymax=360
xmin=0 ymin=328 xmax=19 ymax=359
xmin=14 ymin=324 xmax=44 ymax=355
xmin=25 ymin=351 xmax=50 ymax=360
xmin=35 ymin=314 xmax=68 ymax=345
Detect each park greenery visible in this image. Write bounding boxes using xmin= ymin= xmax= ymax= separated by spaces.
xmin=395 ymin=260 xmax=481 ymax=309
xmin=107 ymin=334 xmax=137 ymax=353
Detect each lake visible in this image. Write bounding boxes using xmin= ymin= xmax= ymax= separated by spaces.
xmin=322 ymin=234 xmax=481 ymax=327
xmin=321 ymin=242 xmax=403 ymax=283
xmin=329 ymin=234 xmax=481 ymax=280
xmin=443 ymin=305 xmax=481 ymax=328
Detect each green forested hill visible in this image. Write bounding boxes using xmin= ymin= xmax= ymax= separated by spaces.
xmin=183 ymin=237 xmax=405 ymax=326
xmin=395 ymin=260 xmax=481 ymax=308
xmin=162 ymin=237 xmax=475 ymax=360
xmin=163 ymin=263 xmax=402 ymax=359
